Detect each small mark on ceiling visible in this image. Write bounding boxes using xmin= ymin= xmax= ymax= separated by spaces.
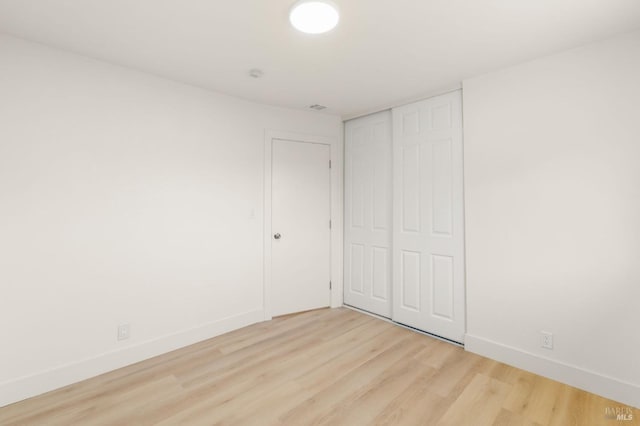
xmin=249 ymin=68 xmax=263 ymax=78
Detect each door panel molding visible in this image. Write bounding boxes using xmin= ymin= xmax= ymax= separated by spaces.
xmin=392 ymin=90 xmax=466 ymax=343
xmin=344 ymin=111 xmax=393 ymax=318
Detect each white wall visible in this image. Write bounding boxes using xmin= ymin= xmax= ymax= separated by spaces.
xmin=463 ymin=30 xmax=640 ymax=407
xmin=0 ymin=34 xmax=342 ymax=407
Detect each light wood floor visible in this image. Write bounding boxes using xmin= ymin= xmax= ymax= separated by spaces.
xmin=0 ymin=308 xmax=636 ymax=425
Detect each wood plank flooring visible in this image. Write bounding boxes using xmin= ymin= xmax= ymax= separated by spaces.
xmin=0 ymin=308 xmax=637 ymax=425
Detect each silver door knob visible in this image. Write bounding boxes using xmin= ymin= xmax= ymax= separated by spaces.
xmin=274 ymin=233 xmax=281 ymax=239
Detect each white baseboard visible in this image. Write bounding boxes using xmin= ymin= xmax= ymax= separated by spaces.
xmin=465 ymin=334 xmax=639 ymax=409
xmin=0 ymin=309 xmax=264 ymax=408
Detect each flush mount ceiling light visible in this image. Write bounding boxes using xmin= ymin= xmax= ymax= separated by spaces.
xmin=289 ymin=0 xmax=339 ymax=34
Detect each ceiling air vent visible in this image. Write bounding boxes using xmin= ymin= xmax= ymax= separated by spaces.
xmin=309 ymin=104 xmax=327 ymax=111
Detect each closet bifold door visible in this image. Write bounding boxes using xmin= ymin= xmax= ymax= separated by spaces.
xmin=344 ymin=111 xmax=393 ymax=318
xmin=391 ymin=91 xmax=466 ymax=343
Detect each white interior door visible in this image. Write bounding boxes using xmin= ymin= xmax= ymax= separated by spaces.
xmin=344 ymin=111 xmax=393 ymax=318
xmin=392 ymin=91 xmax=466 ymax=343
xmin=271 ymin=138 xmax=331 ymax=316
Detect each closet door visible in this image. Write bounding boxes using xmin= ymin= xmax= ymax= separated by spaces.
xmin=392 ymin=91 xmax=465 ymax=343
xmin=344 ymin=111 xmax=392 ymax=317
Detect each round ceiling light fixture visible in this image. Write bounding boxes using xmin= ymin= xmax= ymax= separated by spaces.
xmin=289 ymin=0 xmax=339 ymax=34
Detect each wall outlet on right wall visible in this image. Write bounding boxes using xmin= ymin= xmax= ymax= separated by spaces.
xmin=541 ymin=331 xmax=553 ymax=349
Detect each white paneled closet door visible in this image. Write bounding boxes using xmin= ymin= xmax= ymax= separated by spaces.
xmin=344 ymin=111 xmax=393 ymax=318
xmin=392 ymin=91 xmax=466 ymax=343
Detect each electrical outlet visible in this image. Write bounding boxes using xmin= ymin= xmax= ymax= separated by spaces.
xmin=117 ymin=324 xmax=130 ymax=341
xmin=541 ymin=331 xmax=553 ymax=349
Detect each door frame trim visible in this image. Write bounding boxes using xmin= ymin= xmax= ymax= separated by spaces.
xmin=263 ymin=130 xmax=343 ymax=321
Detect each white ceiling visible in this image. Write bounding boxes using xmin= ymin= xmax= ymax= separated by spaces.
xmin=1 ymin=0 xmax=639 ymax=118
